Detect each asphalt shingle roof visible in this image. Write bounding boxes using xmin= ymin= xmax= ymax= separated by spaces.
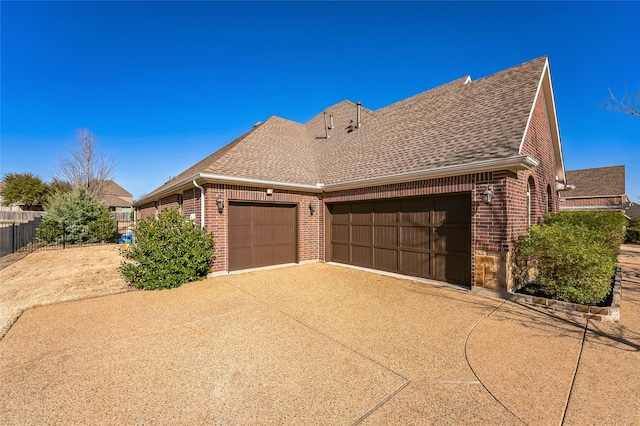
xmin=561 ymin=166 xmax=626 ymax=198
xmin=141 ymin=57 xmax=548 ymax=201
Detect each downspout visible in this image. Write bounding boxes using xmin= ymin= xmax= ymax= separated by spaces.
xmin=193 ymin=180 xmax=205 ymax=229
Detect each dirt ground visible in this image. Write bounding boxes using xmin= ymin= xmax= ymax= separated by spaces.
xmin=0 ymin=245 xmax=134 ymax=338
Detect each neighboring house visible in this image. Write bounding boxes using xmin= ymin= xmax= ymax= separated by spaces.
xmin=624 ymin=202 xmax=640 ymax=220
xmin=96 ymin=180 xmax=133 ymax=213
xmin=135 ymin=56 xmax=566 ymax=292
xmin=559 ymin=166 xmax=628 ymax=213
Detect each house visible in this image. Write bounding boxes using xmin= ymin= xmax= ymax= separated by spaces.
xmin=627 ymin=203 xmax=640 ymax=219
xmin=135 ymin=56 xmax=566 ymax=292
xmin=559 ymin=166 xmax=628 ymax=213
xmin=96 ymin=180 xmax=133 ymax=213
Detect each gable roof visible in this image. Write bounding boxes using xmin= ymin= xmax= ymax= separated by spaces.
xmin=137 ymin=56 xmax=561 ymax=204
xmin=97 ymin=180 xmax=132 ymax=198
xmin=561 ymin=165 xmax=626 ymax=198
xmin=95 ymin=180 xmax=132 ymax=208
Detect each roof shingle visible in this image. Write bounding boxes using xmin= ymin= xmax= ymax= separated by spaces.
xmin=561 ymin=166 xmax=626 ymax=198
xmin=140 ymin=56 xmax=549 ymax=202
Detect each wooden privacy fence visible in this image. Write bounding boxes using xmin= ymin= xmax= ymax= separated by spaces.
xmin=0 ymin=217 xmax=43 ymax=257
xmin=0 ymin=211 xmax=45 ymax=222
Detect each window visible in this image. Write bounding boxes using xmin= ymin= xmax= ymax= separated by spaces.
xmin=546 ymin=185 xmax=553 ymax=213
xmin=527 ymin=176 xmax=535 ymax=227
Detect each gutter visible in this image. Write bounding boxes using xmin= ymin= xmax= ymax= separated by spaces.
xmin=193 ymin=180 xmax=205 ymax=229
xmin=135 ymin=155 xmax=539 ymax=205
xmin=322 ymin=155 xmax=539 ymax=192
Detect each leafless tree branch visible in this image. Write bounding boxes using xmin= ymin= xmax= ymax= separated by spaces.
xmin=56 ymin=129 xmax=116 ymax=195
xmin=602 ymin=86 xmax=640 ymax=118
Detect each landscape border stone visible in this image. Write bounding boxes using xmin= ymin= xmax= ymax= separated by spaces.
xmin=472 ymin=267 xmax=622 ymax=322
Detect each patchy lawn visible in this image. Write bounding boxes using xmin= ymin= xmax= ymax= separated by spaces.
xmin=0 ymin=245 xmax=134 ymax=338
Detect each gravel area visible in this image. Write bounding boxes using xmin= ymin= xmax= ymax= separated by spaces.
xmin=1 ymin=246 xmax=639 ymax=424
xmin=0 ymin=245 xmax=133 ymax=338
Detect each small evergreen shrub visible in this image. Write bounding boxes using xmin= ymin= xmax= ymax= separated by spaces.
xmin=626 ymin=217 xmax=640 ymax=244
xmin=544 ymin=211 xmax=626 ymax=257
xmin=119 ymin=208 xmax=215 ymax=290
xmin=37 ymin=187 xmax=115 ymax=244
xmin=513 ymin=210 xmax=625 ymax=305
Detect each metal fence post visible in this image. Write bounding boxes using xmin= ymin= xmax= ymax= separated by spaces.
xmin=11 ymin=222 xmax=16 ymax=254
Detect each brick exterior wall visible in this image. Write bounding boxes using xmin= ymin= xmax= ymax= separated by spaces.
xmin=562 ymin=196 xmax=625 ymax=208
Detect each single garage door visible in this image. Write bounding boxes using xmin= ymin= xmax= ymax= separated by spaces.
xmin=328 ymin=194 xmax=471 ymax=285
xmin=228 ymin=202 xmax=297 ymax=271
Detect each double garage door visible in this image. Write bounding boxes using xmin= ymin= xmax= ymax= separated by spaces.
xmin=328 ymin=194 xmax=471 ymax=285
xmin=228 ymin=202 xmax=297 ymax=271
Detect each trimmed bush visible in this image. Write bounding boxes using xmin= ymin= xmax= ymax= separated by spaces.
xmin=37 ymin=187 xmax=115 ymax=244
xmin=543 ymin=211 xmax=626 ymax=258
xmin=626 ymin=217 xmax=640 ymax=244
xmin=513 ymin=222 xmax=616 ymax=305
xmin=119 ymin=208 xmax=215 ymax=290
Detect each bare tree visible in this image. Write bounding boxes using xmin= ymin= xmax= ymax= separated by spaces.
xmin=602 ymin=87 xmax=639 ymax=118
xmin=56 ymin=129 xmax=116 ymax=195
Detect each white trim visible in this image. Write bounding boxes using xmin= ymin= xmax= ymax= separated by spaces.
xmin=518 ymin=58 xmax=566 ymax=183
xmin=562 ymin=194 xmax=626 ymax=200
xmin=559 ymin=205 xmax=626 ymax=212
xmin=322 ymin=156 xmax=539 ymax=192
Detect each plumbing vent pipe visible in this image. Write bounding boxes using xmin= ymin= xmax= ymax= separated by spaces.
xmin=323 ymin=111 xmax=329 ymax=138
xmin=356 ymin=101 xmax=362 ymax=129
xmin=329 ymin=114 xmax=334 ymax=129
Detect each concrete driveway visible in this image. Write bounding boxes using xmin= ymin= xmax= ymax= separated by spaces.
xmin=2 ymin=254 xmax=639 ymax=425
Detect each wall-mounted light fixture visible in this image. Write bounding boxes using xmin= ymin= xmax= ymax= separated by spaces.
xmin=266 ymin=188 xmax=274 ymax=195
xmin=216 ymin=197 xmax=224 ymax=213
xmin=482 ymin=185 xmax=494 ymax=204
xmin=309 ymin=202 xmax=315 ymax=215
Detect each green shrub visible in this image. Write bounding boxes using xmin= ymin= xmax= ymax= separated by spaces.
xmin=544 ymin=211 xmax=626 ymax=258
xmin=37 ymin=187 xmax=115 ymax=244
xmin=513 ymin=222 xmax=616 ymax=305
xmin=119 ymin=208 xmax=215 ymax=290
xmin=626 ymin=217 xmax=640 ymax=244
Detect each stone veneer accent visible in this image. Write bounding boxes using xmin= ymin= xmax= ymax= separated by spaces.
xmin=472 ymin=267 xmax=622 ymax=322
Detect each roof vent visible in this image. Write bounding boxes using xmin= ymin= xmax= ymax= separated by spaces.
xmin=253 ymin=121 xmax=262 ymax=128
xmin=323 ymin=111 xmax=330 ymax=138
xmin=356 ymin=101 xmax=362 ymax=129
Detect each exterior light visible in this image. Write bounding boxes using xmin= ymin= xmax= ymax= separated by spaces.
xmin=266 ymin=188 xmax=274 ymax=195
xmin=482 ymin=185 xmax=494 ymax=204
xmin=216 ymin=197 xmax=224 ymax=213
xmin=309 ymin=202 xmax=315 ymax=214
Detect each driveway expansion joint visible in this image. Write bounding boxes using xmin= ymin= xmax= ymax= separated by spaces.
xmin=464 ymin=300 xmax=528 ymax=425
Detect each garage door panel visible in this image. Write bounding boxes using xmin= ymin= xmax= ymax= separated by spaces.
xmin=400 ymin=226 xmax=430 ymax=249
xmin=352 ymin=245 xmax=373 ymax=267
xmin=332 ymin=243 xmax=350 ymax=263
xmin=332 ymin=224 xmax=350 ymax=242
xmin=401 ymin=251 xmax=430 ymax=277
xmin=352 ymin=225 xmax=372 ymax=244
xmin=374 ymin=248 xmax=398 ymax=271
xmin=228 ymin=203 xmax=297 ymax=271
xmin=228 ymin=225 xmax=252 ymax=249
xmin=329 ymin=194 xmax=470 ymax=285
xmin=374 ymin=226 xmax=398 ymax=246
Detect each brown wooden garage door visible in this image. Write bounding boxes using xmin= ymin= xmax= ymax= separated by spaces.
xmin=328 ymin=194 xmax=471 ymax=285
xmin=228 ymin=202 xmax=297 ymax=271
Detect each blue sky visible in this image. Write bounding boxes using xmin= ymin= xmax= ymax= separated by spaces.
xmin=2 ymin=1 xmax=638 ymax=201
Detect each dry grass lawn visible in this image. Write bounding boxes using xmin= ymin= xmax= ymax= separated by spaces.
xmin=0 ymin=245 xmax=134 ymax=338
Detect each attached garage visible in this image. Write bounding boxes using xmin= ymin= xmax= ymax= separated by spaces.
xmin=228 ymin=202 xmax=297 ymax=271
xmin=327 ymin=194 xmax=471 ymax=285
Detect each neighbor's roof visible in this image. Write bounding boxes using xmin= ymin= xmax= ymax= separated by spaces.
xmin=561 ymin=166 xmax=626 ymax=198
xmin=97 ymin=180 xmax=132 ymax=198
xmin=138 ymin=56 xmax=556 ymax=204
